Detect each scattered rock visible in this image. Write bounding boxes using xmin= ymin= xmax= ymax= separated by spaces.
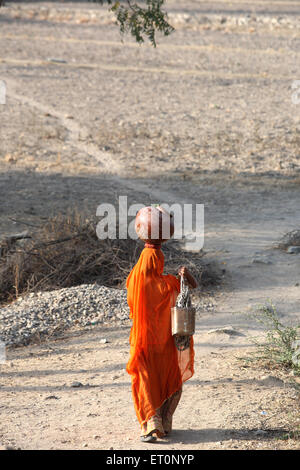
xmin=207 ymin=326 xmax=245 ymax=336
xmin=71 ymin=381 xmax=83 ymax=388
xmin=47 ymin=58 xmax=67 ymax=64
xmin=3 ymin=3 xmax=300 ymax=33
xmin=0 ymin=282 xmax=208 ymax=347
xmin=259 ymin=375 xmax=285 ymax=388
xmin=254 ymin=429 xmax=268 ymax=436
xmin=278 ymin=230 xmax=300 ymax=250
xmin=251 ymin=257 xmax=273 ymax=265
xmin=100 ymin=338 xmax=109 ymax=344
xmin=0 ymin=284 xmax=130 ymax=347
xmin=287 ymin=246 xmax=300 ymax=254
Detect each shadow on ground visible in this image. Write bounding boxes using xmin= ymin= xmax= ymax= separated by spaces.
xmin=155 ymin=427 xmax=288 ymax=445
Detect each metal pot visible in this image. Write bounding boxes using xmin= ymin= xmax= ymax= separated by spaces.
xmin=171 ymin=306 xmax=195 ymax=336
xmin=135 ymin=206 xmax=174 ymax=244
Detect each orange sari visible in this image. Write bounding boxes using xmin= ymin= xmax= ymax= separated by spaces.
xmin=126 ymin=246 xmax=194 ymax=433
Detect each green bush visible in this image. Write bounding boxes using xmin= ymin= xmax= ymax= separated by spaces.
xmin=252 ymin=302 xmax=300 ymax=372
xmin=92 ymin=0 xmax=174 ymax=46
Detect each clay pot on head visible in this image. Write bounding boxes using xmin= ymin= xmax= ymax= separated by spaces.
xmin=135 ymin=206 xmax=174 ymax=244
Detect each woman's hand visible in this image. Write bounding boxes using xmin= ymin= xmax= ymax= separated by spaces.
xmin=178 ymin=266 xmax=198 ymax=288
xmin=178 ymin=266 xmax=187 ymax=278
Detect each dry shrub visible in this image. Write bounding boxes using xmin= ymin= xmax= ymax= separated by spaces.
xmin=0 ymin=212 xmax=219 ymax=305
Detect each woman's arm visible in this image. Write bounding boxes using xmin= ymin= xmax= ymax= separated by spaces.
xmin=178 ymin=266 xmax=198 ymax=289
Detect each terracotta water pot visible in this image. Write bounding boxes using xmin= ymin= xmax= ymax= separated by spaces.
xmin=135 ymin=206 xmax=174 ymax=244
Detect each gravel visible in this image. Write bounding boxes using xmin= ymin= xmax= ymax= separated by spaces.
xmin=0 ymin=283 xmax=216 ymax=347
xmin=0 ymin=284 xmax=130 ymax=347
xmin=287 ymin=246 xmax=300 ymax=254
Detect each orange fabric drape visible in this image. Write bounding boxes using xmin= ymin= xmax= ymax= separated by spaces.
xmin=126 ymin=247 xmax=194 ymax=426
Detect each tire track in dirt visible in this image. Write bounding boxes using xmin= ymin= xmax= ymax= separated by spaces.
xmin=4 ymin=79 xmax=123 ymax=175
xmin=1 ymin=57 xmax=296 ymax=81
xmin=4 ymin=77 xmax=200 ymax=215
xmin=1 ymin=34 xmax=299 ymax=58
xmin=4 ymin=77 xmax=300 ymax=331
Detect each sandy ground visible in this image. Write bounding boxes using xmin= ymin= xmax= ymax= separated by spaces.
xmin=0 ymin=0 xmax=300 ymax=450
xmin=0 ymin=325 xmax=299 ymax=451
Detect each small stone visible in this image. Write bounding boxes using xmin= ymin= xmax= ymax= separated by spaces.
xmin=251 ymin=257 xmax=272 ymax=265
xmin=254 ymin=429 xmax=267 ymax=435
xmin=259 ymin=375 xmax=284 ymax=387
xmin=71 ymin=381 xmax=83 ymax=388
xmin=47 ymin=58 xmax=67 ymax=64
xmin=292 ymin=340 xmax=300 ymax=367
xmin=208 ymin=326 xmax=244 ymax=336
xmin=287 ymin=246 xmax=300 ymax=254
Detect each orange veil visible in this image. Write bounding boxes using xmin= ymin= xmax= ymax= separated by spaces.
xmin=126 ymin=246 xmax=194 ymax=425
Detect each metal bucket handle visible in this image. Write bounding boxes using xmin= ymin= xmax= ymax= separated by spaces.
xmin=176 ymin=274 xmax=191 ymax=309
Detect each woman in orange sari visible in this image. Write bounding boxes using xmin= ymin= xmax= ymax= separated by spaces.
xmin=126 ymin=242 xmax=197 ymax=442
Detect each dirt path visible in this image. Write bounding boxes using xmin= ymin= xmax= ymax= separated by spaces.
xmin=0 ymin=316 xmax=299 ymax=450
xmin=0 ymin=0 xmax=300 ymax=450
xmin=1 ymin=174 xmax=300 ymax=450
